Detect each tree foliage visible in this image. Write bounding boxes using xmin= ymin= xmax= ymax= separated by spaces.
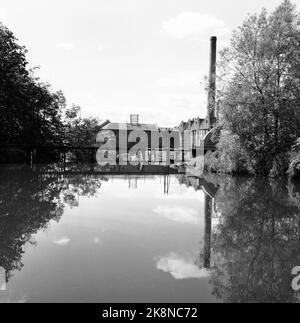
xmin=0 ymin=23 xmax=103 ymax=161
xmin=218 ymin=0 xmax=300 ymax=175
xmin=0 ymin=24 xmax=65 ymax=146
xmin=205 ymin=131 xmax=254 ymax=174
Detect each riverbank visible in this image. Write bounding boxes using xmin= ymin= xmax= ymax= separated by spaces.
xmin=202 ymin=139 xmax=300 ymax=180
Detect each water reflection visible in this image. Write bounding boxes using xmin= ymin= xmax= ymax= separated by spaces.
xmin=0 ymin=165 xmax=300 ymax=302
xmin=0 ymin=167 xmax=103 ymax=279
xmin=209 ymin=176 xmax=300 ymax=303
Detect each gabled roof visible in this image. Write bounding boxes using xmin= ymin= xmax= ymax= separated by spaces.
xmin=178 ymin=117 xmax=209 ymax=131
xmin=103 ymin=122 xmax=159 ymax=132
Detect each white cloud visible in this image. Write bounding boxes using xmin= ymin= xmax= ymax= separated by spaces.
xmin=56 ymin=42 xmax=75 ymax=50
xmin=162 ymin=11 xmax=229 ymax=40
xmin=157 ymin=71 xmax=202 ymax=88
xmin=53 ymin=236 xmax=71 ymax=246
xmin=157 ymin=92 xmax=207 ymax=125
xmin=0 ymin=8 xmax=8 ymax=25
xmin=156 ymin=252 xmax=210 ymax=280
xmin=153 ymin=205 xmax=200 ymax=224
xmin=97 ymin=44 xmax=106 ymax=52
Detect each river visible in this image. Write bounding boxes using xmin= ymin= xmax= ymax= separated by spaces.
xmin=0 ymin=164 xmax=299 ymax=303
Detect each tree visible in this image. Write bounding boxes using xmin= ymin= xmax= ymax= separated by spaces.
xmin=218 ymin=1 xmax=300 ymax=175
xmin=64 ymin=105 xmax=103 ymax=161
xmin=0 ymin=23 xmax=65 ymax=147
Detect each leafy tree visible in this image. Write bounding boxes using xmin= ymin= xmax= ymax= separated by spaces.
xmin=205 ymin=131 xmax=254 ymax=174
xmin=0 ymin=23 xmax=104 ymax=162
xmin=0 ymin=23 xmax=65 ymax=148
xmin=64 ymin=106 xmax=103 ymax=161
xmin=218 ymin=0 xmax=300 ymax=175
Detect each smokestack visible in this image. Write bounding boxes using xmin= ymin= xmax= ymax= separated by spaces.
xmin=207 ymin=36 xmax=217 ymax=129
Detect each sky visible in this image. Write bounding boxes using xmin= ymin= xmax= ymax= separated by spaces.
xmin=0 ymin=0 xmax=299 ymax=126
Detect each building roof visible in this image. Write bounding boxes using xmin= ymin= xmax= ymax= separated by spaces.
xmin=178 ymin=117 xmax=210 ymax=131
xmin=159 ymin=127 xmax=180 ymax=132
xmin=103 ymin=122 xmax=159 ymax=132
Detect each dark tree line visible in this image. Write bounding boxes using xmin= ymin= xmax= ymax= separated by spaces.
xmin=0 ymin=24 xmax=65 ymax=146
xmin=0 ymin=23 xmax=103 ymax=161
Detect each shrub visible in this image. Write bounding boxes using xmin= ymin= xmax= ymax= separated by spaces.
xmin=204 ymin=131 xmax=254 ymax=175
xmin=269 ymin=153 xmax=290 ymax=178
xmin=288 ymin=153 xmax=300 ymax=179
xmin=204 ymin=151 xmax=219 ymax=173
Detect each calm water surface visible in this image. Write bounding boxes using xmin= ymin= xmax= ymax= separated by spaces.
xmin=0 ymin=164 xmax=300 ymax=303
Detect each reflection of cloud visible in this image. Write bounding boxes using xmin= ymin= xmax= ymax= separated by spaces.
xmin=162 ymin=11 xmax=229 ymax=40
xmin=93 ymin=237 xmax=101 ymax=244
xmin=53 ymin=237 xmax=71 ymax=246
xmin=157 ymin=187 xmax=205 ymax=202
xmin=157 ymin=252 xmax=210 ymax=280
xmin=153 ymin=206 xmax=200 ymax=224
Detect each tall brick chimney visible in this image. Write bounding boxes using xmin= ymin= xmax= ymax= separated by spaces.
xmin=207 ymin=36 xmax=217 ymax=129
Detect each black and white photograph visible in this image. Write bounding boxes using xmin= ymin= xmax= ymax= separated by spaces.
xmin=1 ymin=0 xmax=300 ymax=308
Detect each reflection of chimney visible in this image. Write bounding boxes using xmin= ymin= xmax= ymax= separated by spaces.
xmin=207 ymin=36 xmax=217 ymax=129
xmin=203 ymin=194 xmax=212 ymax=269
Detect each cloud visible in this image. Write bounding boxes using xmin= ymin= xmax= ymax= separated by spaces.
xmin=157 ymin=92 xmax=207 ymax=125
xmin=53 ymin=236 xmax=71 ymax=246
xmin=97 ymin=44 xmax=106 ymax=52
xmin=153 ymin=206 xmax=200 ymax=224
xmin=56 ymin=42 xmax=75 ymax=50
xmin=162 ymin=11 xmax=229 ymax=40
xmin=156 ymin=252 xmax=210 ymax=280
xmin=157 ymin=71 xmax=202 ymax=88
xmin=0 ymin=8 xmax=8 ymax=25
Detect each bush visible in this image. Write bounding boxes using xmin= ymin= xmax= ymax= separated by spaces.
xmin=269 ymin=153 xmax=290 ymax=178
xmin=204 ymin=151 xmax=220 ymax=173
xmin=205 ymin=131 xmax=254 ymax=175
xmin=288 ymin=153 xmax=300 ymax=179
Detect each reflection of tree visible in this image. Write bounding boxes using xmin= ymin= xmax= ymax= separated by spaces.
xmin=0 ymin=167 xmax=103 ymax=282
xmin=210 ymin=177 xmax=300 ymax=303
